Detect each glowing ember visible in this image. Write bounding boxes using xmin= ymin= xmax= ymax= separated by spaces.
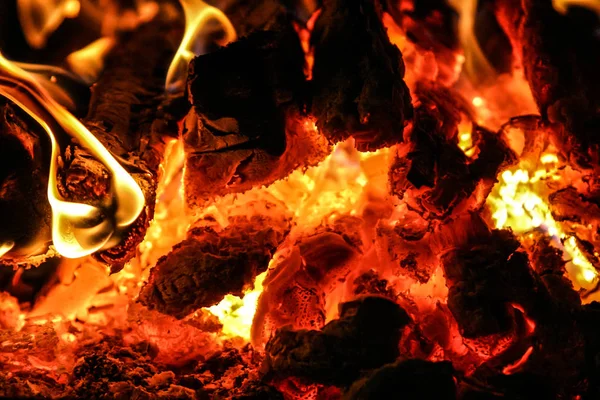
xmin=486 ymin=150 xmax=599 ymax=290
xmin=206 ymin=270 xmax=267 ymax=340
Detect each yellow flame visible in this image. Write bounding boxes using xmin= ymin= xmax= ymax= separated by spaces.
xmin=0 ymin=52 xmax=145 ymax=258
xmin=448 ymin=0 xmax=496 ymax=82
xmin=17 ymin=0 xmax=81 ymax=49
xmin=457 ymin=116 xmax=475 ymax=158
xmin=487 ymin=152 xmax=598 ymax=290
xmin=0 ymin=242 xmax=15 ymax=258
xmin=206 ymin=270 xmax=267 ymax=339
xmin=553 ymin=0 xmax=600 ymax=15
xmin=66 ymin=37 xmax=116 ymax=84
xmin=165 ymin=0 xmax=236 ymax=92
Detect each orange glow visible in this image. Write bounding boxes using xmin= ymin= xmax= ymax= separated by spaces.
xmin=17 ymin=0 xmax=81 ymax=48
xmin=511 ymin=304 xmax=536 ymax=335
xmin=165 ymin=0 xmax=236 ymax=92
xmin=502 ymin=346 xmax=534 ymax=375
xmin=0 ymin=53 xmax=145 ymax=258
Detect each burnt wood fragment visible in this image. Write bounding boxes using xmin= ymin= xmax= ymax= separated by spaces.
xmin=343 ymin=359 xmax=456 ymax=400
xmin=263 ymin=296 xmax=410 ymax=387
xmin=441 ymin=229 xmax=537 ymax=338
xmin=310 ymin=0 xmax=413 ymax=151
xmin=184 ymin=25 xmax=329 ymax=208
xmin=495 ymin=0 xmax=600 ymax=166
xmin=139 ymin=215 xmax=289 ymax=318
xmin=390 ymin=84 xmax=514 ymax=217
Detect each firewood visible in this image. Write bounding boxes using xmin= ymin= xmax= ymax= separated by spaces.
xmin=184 ymin=25 xmax=330 ymax=208
xmin=139 ymin=215 xmax=289 ymax=318
xmin=389 ymin=84 xmax=515 ymax=217
xmin=441 ymin=229 xmax=538 ymax=338
xmin=263 ymin=296 xmax=411 ymax=386
xmin=310 ymin=0 xmax=413 ymax=151
xmin=57 ymin=10 xmax=183 ymax=269
xmin=495 ymin=0 xmax=600 ymax=166
xmin=0 ymin=100 xmax=52 ymax=263
xmin=343 ymin=359 xmax=456 ymax=400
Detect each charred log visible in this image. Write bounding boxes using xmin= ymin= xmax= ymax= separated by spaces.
xmin=390 ymin=84 xmax=515 ymax=217
xmin=184 ymin=25 xmax=329 ymax=208
xmin=441 ymin=229 xmax=538 ymax=338
xmin=0 ymin=100 xmax=51 ymax=263
xmin=343 ymin=359 xmax=456 ymax=400
xmin=310 ymin=0 xmax=413 ymax=151
xmin=495 ymin=0 xmax=600 ymax=166
xmin=139 ymin=215 xmax=289 ymax=318
xmin=263 ymin=296 xmax=411 ymax=387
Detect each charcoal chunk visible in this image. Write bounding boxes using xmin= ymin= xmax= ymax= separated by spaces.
xmin=264 ymin=296 xmax=411 ymax=386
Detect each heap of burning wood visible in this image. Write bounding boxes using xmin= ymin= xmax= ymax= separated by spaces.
xmin=0 ymin=0 xmax=599 ymax=399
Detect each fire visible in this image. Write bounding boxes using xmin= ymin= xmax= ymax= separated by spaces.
xmin=0 ymin=53 xmax=145 ymax=258
xmin=165 ymin=0 xmax=236 ymax=93
xmin=17 ymin=0 xmax=81 ymax=48
xmin=200 ymin=140 xmax=392 ymax=339
xmin=65 ymin=37 xmax=116 ymax=84
xmin=486 ymin=149 xmax=599 ymax=290
xmin=552 ymin=0 xmax=600 ymax=15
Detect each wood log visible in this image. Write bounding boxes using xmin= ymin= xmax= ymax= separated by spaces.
xmin=495 ymin=0 xmax=600 ymax=167
xmin=139 ymin=214 xmax=290 ymax=318
xmin=56 ymin=8 xmax=183 ymax=269
xmin=184 ymin=25 xmax=330 ymax=209
xmin=0 ymin=100 xmax=52 ymax=264
xmin=389 ymin=84 xmax=515 ymax=218
xmin=263 ymin=296 xmax=410 ymax=387
xmin=310 ymin=0 xmax=413 ymax=151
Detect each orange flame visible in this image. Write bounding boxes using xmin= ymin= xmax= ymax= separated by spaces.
xmin=0 ymin=53 xmax=145 ymax=258
xmin=165 ymin=0 xmax=236 ymax=92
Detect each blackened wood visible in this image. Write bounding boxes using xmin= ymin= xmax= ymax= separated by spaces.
xmin=310 ymin=0 xmax=413 ymax=151
xmin=138 ymin=215 xmax=289 ymax=318
xmin=58 ymin=10 xmax=182 ymax=269
xmin=263 ymin=296 xmax=410 ymax=386
xmin=184 ymin=26 xmax=329 ymax=208
xmin=344 ymin=359 xmax=456 ymax=400
xmin=0 ymin=100 xmax=52 ymax=264
xmin=495 ymin=0 xmax=600 ymax=166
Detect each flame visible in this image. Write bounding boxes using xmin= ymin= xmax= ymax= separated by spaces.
xmin=457 ymin=116 xmax=475 ymax=158
xmin=0 ymin=242 xmax=15 ymax=258
xmin=17 ymin=0 xmax=81 ymax=49
xmin=448 ymin=0 xmax=495 ymax=83
xmin=165 ymin=0 xmax=236 ymax=93
xmin=0 ymin=53 xmax=145 ymax=258
xmin=206 ymin=270 xmax=267 ymax=340
xmin=553 ymin=0 xmax=600 ymax=15
xmin=486 ymin=150 xmax=599 ymax=290
xmin=66 ymin=37 xmax=116 ymax=84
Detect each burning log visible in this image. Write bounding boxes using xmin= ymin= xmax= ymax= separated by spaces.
xmin=495 ymin=0 xmax=600 ymax=166
xmin=310 ymin=0 xmax=413 ymax=151
xmin=66 ymin=11 xmax=182 ymax=268
xmin=441 ymin=229 xmax=537 ymax=338
xmin=390 ymin=84 xmax=515 ymax=217
xmin=343 ymin=359 xmax=456 ymax=400
xmin=184 ymin=24 xmax=330 ymax=208
xmin=139 ymin=214 xmax=289 ymax=318
xmin=263 ymin=296 xmax=411 ymax=387
xmin=0 ymin=100 xmax=51 ymax=263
